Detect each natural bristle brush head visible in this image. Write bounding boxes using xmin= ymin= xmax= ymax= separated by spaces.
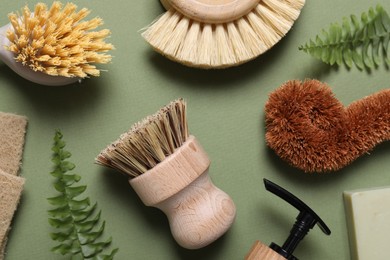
xmin=0 ymin=1 xmax=114 ymax=86
xmin=142 ymin=0 xmax=305 ymax=68
xmin=96 ymin=99 xmax=236 ymax=249
xmin=265 ymin=79 xmax=390 ymax=173
xmin=96 ymin=99 xmax=189 ymax=178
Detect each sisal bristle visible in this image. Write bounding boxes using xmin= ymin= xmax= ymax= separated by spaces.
xmin=284 ymin=0 xmax=306 ymax=10
xmin=246 ymin=11 xmax=279 ymax=48
xmin=198 ymin=24 xmax=214 ymax=66
xmin=6 ymin=1 xmax=114 ymax=78
xmin=227 ymin=22 xmax=251 ymax=62
xmin=177 ymin=21 xmax=200 ymax=64
xmin=164 ymin=16 xmax=190 ymax=57
xmin=263 ymin=0 xmax=301 ymax=21
xmin=142 ymin=0 xmax=305 ymax=68
xmin=142 ymin=10 xmax=180 ymax=54
xmin=255 ymin=5 xmax=291 ymax=37
xmin=236 ymin=18 xmax=266 ymax=56
xmin=95 ymin=99 xmax=189 ymax=178
xmin=215 ymin=24 xmax=236 ymax=66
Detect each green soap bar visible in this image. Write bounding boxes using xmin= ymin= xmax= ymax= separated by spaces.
xmin=343 ymin=187 xmax=390 ymax=260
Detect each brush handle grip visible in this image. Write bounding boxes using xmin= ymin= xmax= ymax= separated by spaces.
xmin=129 ymin=135 xmax=236 ymax=249
xmin=156 ymin=170 xmax=236 ymax=249
xmin=245 ymin=241 xmax=287 ymax=260
xmin=169 ymin=0 xmax=259 ymax=23
xmin=160 ymin=0 xmax=171 ymax=10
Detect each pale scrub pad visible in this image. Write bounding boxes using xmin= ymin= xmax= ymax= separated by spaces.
xmin=0 ymin=170 xmax=25 ymax=260
xmin=0 ymin=112 xmax=28 ymax=176
xmin=343 ymin=187 xmax=390 ymax=260
xmin=0 ymin=112 xmax=27 ymax=260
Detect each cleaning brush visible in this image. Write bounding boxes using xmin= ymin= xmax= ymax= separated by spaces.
xmin=0 ymin=1 xmax=114 ymax=86
xmin=265 ymin=79 xmax=390 ymax=173
xmin=159 ymin=0 xmax=172 ymax=10
xmin=142 ymin=0 xmax=305 ymax=68
xmin=95 ymin=99 xmax=236 ymax=249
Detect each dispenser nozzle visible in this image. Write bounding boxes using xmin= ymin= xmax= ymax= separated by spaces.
xmin=264 ymin=179 xmax=331 ymax=259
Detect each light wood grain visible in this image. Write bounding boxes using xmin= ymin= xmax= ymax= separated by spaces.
xmin=129 ymin=135 xmax=210 ymax=205
xmin=130 ymin=136 xmax=236 ymax=249
xmin=160 ymin=0 xmax=171 ymax=10
xmin=169 ymin=0 xmax=260 ymax=23
xmin=245 ymin=241 xmax=287 ymax=260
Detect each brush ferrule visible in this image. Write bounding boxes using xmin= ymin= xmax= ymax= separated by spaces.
xmin=129 ymin=135 xmax=210 ymax=206
xmin=169 ymin=0 xmax=260 ymax=24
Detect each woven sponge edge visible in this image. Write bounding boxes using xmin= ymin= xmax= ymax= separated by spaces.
xmin=0 ymin=112 xmax=28 ymax=176
xmin=0 ymin=170 xmax=25 ymax=260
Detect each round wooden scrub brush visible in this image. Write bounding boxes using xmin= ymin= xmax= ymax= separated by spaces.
xmin=142 ymin=0 xmax=305 ymax=68
xmin=265 ymin=79 xmax=390 ymax=173
xmin=95 ymin=99 xmax=236 ymax=249
xmin=0 ymin=1 xmax=114 ymax=86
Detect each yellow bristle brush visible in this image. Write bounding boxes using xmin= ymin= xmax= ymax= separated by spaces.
xmin=0 ymin=1 xmax=114 ymax=86
xmin=142 ymin=0 xmax=305 ymax=68
xmin=95 ymin=99 xmax=236 ymax=249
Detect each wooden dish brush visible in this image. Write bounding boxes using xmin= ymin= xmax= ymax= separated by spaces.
xmin=0 ymin=1 xmax=114 ymax=86
xmin=95 ymin=99 xmax=236 ymax=249
xmin=142 ymin=0 xmax=305 ymax=68
xmin=265 ymin=79 xmax=390 ymax=173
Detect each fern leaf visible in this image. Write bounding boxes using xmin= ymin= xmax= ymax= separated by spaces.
xmin=48 ymin=130 xmax=118 ymax=259
xmin=95 ymin=248 xmax=119 ymax=260
xmin=51 ymin=243 xmax=76 ymax=255
xmin=299 ymin=5 xmax=390 ymax=69
xmin=78 ymin=222 xmax=106 ymax=245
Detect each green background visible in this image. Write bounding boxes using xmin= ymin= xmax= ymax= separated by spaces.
xmin=1 ymin=0 xmax=390 ymax=259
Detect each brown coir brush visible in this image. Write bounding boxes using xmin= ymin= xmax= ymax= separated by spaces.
xmin=96 ymin=99 xmax=236 ymax=249
xmin=265 ymin=79 xmax=390 ymax=173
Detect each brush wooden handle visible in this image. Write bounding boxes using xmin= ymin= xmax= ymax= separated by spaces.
xmin=160 ymin=0 xmax=171 ymax=10
xmin=169 ymin=0 xmax=259 ymax=23
xmin=156 ymin=169 xmax=235 ymax=249
xmin=129 ymin=135 xmax=236 ymax=249
xmin=245 ymin=241 xmax=287 ymax=260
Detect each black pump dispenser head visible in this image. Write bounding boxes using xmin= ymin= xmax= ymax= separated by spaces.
xmin=263 ymin=179 xmax=331 ymax=260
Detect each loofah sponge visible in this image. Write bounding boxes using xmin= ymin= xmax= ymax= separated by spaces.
xmin=0 ymin=112 xmax=28 ymax=176
xmin=265 ymin=79 xmax=390 ymax=172
xmin=0 ymin=112 xmax=27 ymax=259
xmin=0 ymin=171 xmax=25 ymax=260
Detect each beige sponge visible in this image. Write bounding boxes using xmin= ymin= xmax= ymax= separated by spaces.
xmin=0 ymin=112 xmax=28 ymax=176
xmin=0 ymin=112 xmax=27 ymax=260
xmin=0 ymin=171 xmax=25 ymax=260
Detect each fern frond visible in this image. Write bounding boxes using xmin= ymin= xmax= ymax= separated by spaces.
xmin=299 ymin=5 xmax=390 ymax=69
xmin=48 ymin=130 xmax=118 ymax=259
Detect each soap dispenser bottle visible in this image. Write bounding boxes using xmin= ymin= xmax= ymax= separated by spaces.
xmin=245 ymin=179 xmax=331 ymax=260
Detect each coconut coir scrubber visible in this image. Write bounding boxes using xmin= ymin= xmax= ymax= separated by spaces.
xmin=96 ymin=99 xmax=236 ymax=249
xmin=142 ymin=0 xmax=305 ymax=68
xmin=0 ymin=112 xmax=28 ymax=260
xmin=265 ymin=79 xmax=390 ymax=172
